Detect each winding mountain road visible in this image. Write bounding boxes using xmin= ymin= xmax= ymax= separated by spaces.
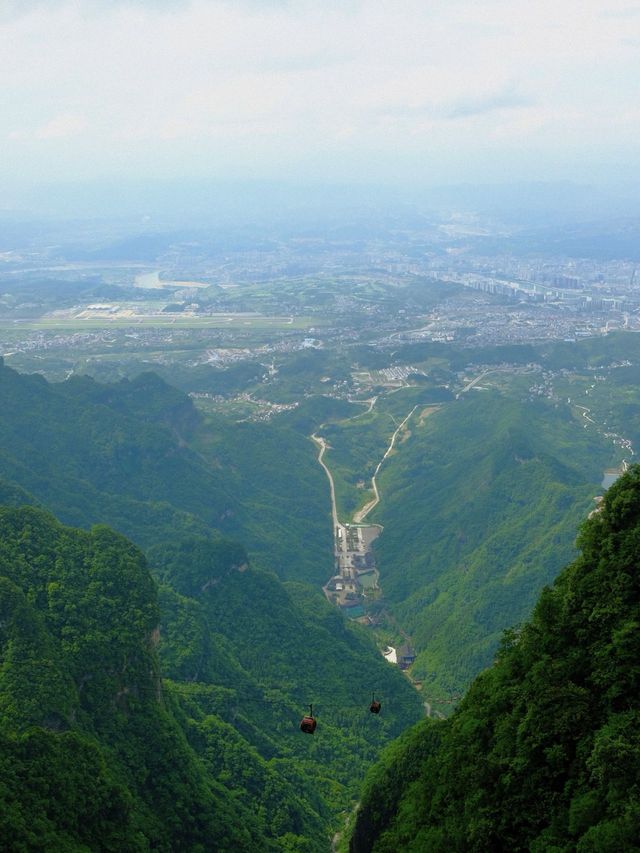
xmin=353 ymin=405 xmax=418 ymax=523
xmin=311 ymin=433 xmax=339 ymax=532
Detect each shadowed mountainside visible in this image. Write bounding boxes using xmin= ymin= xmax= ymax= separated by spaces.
xmin=351 ymin=466 xmax=640 ymax=851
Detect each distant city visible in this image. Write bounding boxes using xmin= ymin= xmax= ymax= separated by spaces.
xmin=1 ymin=210 xmax=639 ymax=381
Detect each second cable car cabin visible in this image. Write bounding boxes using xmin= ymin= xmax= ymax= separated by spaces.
xmin=300 ymin=704 xmax=317 ymax=734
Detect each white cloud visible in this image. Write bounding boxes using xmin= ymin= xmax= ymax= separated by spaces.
xmin=34 ymin=113 xmax=87 ymax=139
xmin=0 ymin=0 xmax=638 ymax=184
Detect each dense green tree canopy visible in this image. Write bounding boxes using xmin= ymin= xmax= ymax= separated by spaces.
xmin=0 ymin=359 xmax=332 ymax=584
xmin=0 ymin=504 xmax=421 ymax=850
xmin=372 ymin=390 xmax=611 ymax=703
xmin=351 ymin=466 xmax=640 ymax=851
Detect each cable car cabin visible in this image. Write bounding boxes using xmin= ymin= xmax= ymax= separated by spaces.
xmin=370 ymin=700 xmax=382 ymax=714
xmin=300 ymin=715 xmax=317 ymax=734
xmin=300 ymin=704 xmax=317 ymax=734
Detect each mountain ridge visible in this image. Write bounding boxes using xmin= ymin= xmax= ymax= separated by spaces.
xmin=350 ymin=465 xmax=640 ymax=851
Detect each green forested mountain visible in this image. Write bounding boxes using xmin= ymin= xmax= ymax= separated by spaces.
xmin=0 ymin=360 xmax=230 ymax=546
xmin=155 ymin=549 xmax=422 ymax=842
xmin=4 ymin=338 xmax=635 ymax=850
xmin=0 ymin=505 xmax=264 ymax=851
xmin=351 ymin=466 xmax=640 ymax=851
xmin=0 ymin=358 xmax=332 ymax=585
xmin=371 ymin=390 xmax=613 ymax=704
xmin=0 ymin=504 xmax=422 ymax=851
xmin=189 ymin=411 xmax=333 ymax=584
xmin=0 ymin=361 xmax=424 ymax=849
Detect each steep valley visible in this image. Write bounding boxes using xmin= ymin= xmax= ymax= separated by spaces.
xmin=0 ymin=361 xmax=422 ymax=851
xmin=2 ymin=329 xmax=640 ymax=849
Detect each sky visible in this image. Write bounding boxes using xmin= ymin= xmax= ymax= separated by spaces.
xmin=1 ymin=0 xmax=639 ymax=196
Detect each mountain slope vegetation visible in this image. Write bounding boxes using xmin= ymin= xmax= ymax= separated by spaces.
xmin=371 ymin=390 xmax=614 ymax=704
xmin=0 ymin=505 xmax=422 ymax=851
xmin=351 ymin=466 xmax=640 ymax=851
xmin=0 ymin=358 xmax=331 ymax=584
xmin=0 ymin=506 xmax=264 ymax=851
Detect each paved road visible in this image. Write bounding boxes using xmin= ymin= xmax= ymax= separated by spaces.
xmin=353 ymin=405 xmax=418 ymax=523
xmin=311 ymin=433 xmax=339 ymax=532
